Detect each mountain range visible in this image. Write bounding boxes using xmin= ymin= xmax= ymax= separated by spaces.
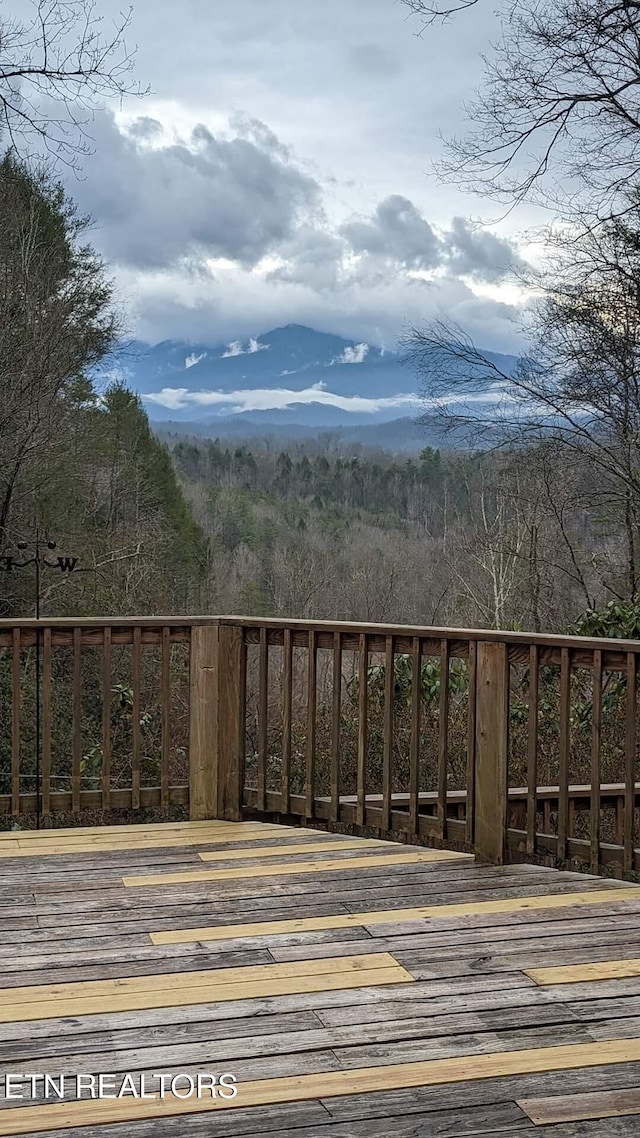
xmin=103 ymin=323 xmax=519 ymax=449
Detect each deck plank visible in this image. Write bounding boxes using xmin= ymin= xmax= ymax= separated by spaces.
xmin=518 ymin=1087 xmax=640 ymax=1125
xmin=1 ymin=1039 xmax=640 ymax=1134
xmin=1 ymin=821 xmax=640 ymax=1137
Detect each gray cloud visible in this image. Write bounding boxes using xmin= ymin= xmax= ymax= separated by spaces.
xmin=227 ymin=114 xmax=292 ymax=161
xmin=125 ymin=117 xmax=164 ymax=143
xmin=27 ymin=0 xmax=540 ymax=357
xmin=63 ymin=107 xmax=527 ymax=356
xmin=122 ymin=257 xmax=523 ymax=358
xmin=84 ymin=0 xmax=502 ymax=225
xmin=267 ymin=226 xmax=347 ymax=291
xmin=337 ymin=197 xmax=523 ymax=284
xmin=341 ymin=195 xmax=441 ymax=270
xmin=346 ymin=43 xmax=403 ymax=79
xmin=444 ymin=217 xmax=526 ymax=282
xmin=73 ymin=112 xmax=320 ymax=271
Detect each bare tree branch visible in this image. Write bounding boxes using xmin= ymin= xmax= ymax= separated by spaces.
xmin=0 ymin=0 xmax=149 ymax=171
xmin=397 ymin=0 xmax=480 ymax=29
xmin=399 ymin=0 xmax=640 ymax=220
xmin=402 ymin=214 xmax=640 ymax=597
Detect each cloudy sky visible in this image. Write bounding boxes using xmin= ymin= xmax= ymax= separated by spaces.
xmin=36 ymin=0 xmax=541 ymax=352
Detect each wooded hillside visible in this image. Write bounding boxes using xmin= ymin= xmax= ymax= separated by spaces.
xmin=0 ymin=155 xmax=208 ymax=619
xmin=169 ymin=435 xmax=625 ymax=634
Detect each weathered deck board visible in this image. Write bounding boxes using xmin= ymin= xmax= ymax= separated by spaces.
xmin=519 ymin=1088 xmax=640 ymax=1125
xmin=0 ymin=821 xmax=640 ymax=1136
xmin=3 ymin=1039 xmax=640 ymax=1132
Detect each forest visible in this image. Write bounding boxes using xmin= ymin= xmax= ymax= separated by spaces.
xmin=3 ymin=0 xmax=640 ymax=650
xmin=164 ymin=433 xmax=632 ymax=637
xmin=0 ymin=155 xmax=208 ymax=620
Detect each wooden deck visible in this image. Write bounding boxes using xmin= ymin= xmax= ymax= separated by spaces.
xmin=2 ymin=823 xmax=640 ymax=1135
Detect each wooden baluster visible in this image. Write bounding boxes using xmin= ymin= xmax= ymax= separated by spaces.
xmin=42 ymin=627 xmax=52 ymax=818
xmin=526 ymin=644 xmax=539 ymax=858
xmin=189 ymin=625 xmax=216 ymax=821
xmin=590 ymin=649 xmax=602 ymax=873
xmin=624 ymin=651 xmax=637 ymax=875
xmin=102 ymin=628 xmax=112 ymax=814
xmin=305 ymin=629 xmax=316 ymax=819
xmin=281 ymin=628 xmax=293 ymax=815
xmin=465 ymin=640 xmax=477 ymax=846
xmin=11 ymin=628 xmax=20 ymax=816
xmin=357 ymin=633 xmax=368 ymax=828
xmin=238 ymin=632 xmax=247 ymax=814
xmin=161 ymin=627 xmax=171 ymax=810
xmin=132 ymin=626 xmax=141 ymax=811
xmin=330 ymin=632 xmax=341 ymax=824
xmin=543 ymin=798 xmax=551 ymax=834
xmin=72 ymin=627 xmax=82 ymax=813
xmin=438 ymin=639 xmax=450 ymax=842
xmin=557 ymin=647 xmax=571 ymax=864
xmin=474 ymin=641 xmax=509 ymax=864
xmin=615 ymin=795 xmax=625 ymax=849
xmin=409 ymin=637 xmax=421 ymax=837
xmin=382 ymin=634 xmax=394 ymax=834
xmin=257 ymin=627 xmax=268 ymax=813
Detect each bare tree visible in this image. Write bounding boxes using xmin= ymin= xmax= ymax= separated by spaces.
xmin=436 ymin=460 xmax=529 ymax=628
xmin=399 ymin=0 xmax=640 ymax=219
xmin=0 ymin=0 xmax=147 ymax=170
xmin=402 ymin=215 xmax=640 ymax=597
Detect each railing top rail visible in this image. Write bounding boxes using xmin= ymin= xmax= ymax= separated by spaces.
xmin=0 ymin=614 xmax=639 ymax=654
xmin=0 ymin=617 xmax=219 ymax=629
xmin=218 ymin=616 xmax=640 ymax=653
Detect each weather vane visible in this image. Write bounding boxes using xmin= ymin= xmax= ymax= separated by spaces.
xmin=0 ymin=531 xmax=81 ymax=828
xmin=0 ymin=536 xmax=79 ymax=619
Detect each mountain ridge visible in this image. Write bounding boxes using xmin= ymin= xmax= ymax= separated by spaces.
xmin=102 ymin=323 xmax=519 ymax=435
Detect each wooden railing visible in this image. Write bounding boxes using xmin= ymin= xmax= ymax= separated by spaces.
xmin=1 ymin=616 xmax=639 ymax=878
xmin=0 ymin=618 xmax=195 ymax=816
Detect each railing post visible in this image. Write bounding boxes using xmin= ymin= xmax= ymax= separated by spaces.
xmin=474 ymin=640 xmax=509 ymax=864
xmin=189 ymin=622 xmax=245 ymax=822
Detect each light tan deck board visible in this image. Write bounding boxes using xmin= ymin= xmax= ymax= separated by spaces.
xmin=0 ymin=821 xmax=334 ymax=857
xmin=123 ymin=849 xmax=471 ymax=887
xmin=526 ymin=957 xmax=640 ymax=985
xmin=149 ymin=887 xmax=640 ymax=944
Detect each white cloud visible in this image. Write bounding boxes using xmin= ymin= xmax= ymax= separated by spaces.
xmin=221 ymin=337 xmax=270 ymax=357
xmin=142 ymin=379 xmax=509 ymax=415
xmin=185 ymin=352 xmax=206 ymax=369
xmin=142 ymin=381 xmax=420 ymax=415
xmin=332 ymin=343 xmax=369 ymax=364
